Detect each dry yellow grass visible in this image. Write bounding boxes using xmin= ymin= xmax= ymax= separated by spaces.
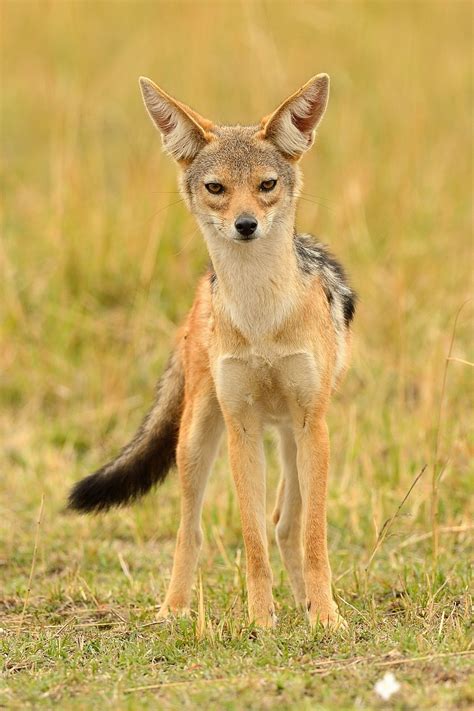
xmin=1 ymin=1 xmax=473 ymax=709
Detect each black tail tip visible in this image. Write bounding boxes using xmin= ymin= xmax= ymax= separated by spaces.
xmin=68 ymin=440 xmax=177 ymax=515
xmin=67 ymin=471 xmax=115 ymax=514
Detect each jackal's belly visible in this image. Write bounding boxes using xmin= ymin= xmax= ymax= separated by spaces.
xmin=215 ymin=351 xmax=320 ymax=425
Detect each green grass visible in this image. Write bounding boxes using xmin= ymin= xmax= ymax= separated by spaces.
xmin=1 ymin=1 xmax=473 ymax=709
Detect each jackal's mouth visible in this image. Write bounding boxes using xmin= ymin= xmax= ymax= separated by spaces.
xmin=233 ymin=234 xmax=260 ymax=243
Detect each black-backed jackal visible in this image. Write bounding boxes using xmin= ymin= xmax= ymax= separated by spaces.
xmin=68 ymin=74 xmax=356 ymax=629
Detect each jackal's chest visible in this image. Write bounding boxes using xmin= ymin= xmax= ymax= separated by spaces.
xmin=214 ymin=349 xmax=320 ymax=424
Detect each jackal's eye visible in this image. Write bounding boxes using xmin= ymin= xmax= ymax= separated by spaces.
xmin=260 ymin=178 xmax=277 ymax=192
xmin=205 ymin=182 xmax=224 ymax=195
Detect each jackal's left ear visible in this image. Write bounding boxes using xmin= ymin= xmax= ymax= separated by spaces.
xmin=139 ymin=77 xmax=214 ymax=163
xmin=261 ymin=74 xmax=329 ymax=159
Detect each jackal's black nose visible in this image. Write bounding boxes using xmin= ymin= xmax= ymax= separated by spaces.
xmin=235 ymin=214 xmax=258 ymax=238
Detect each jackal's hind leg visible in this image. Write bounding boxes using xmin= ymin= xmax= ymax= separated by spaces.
xmin=158 ymin=389 xmax=223 ymax=619
xmin=226 ymin=413 xmax=275 ymax=628
xmin=273 ymin=426 xmax=306 ymax=606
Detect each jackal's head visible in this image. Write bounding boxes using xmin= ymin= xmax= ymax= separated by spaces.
xmin=139 ymin=75 xmax=329 ymax=244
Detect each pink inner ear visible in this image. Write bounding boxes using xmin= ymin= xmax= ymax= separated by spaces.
xmin=291 ymin=96 xmax=324 ymax=136
xmin=160 ymin=108 xmax=177 ymax=134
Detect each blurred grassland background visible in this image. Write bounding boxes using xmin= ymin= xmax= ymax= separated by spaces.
xmin=1 ymin=1 xmax=473 ymax=709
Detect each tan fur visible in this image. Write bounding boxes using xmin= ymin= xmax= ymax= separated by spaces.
xmin=140 ymin=74 xmax=351 ymax=629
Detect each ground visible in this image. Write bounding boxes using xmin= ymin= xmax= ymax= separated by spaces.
xmin=1 ymin=1 xmax=472 ymax=709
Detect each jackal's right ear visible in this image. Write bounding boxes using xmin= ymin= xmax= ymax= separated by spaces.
xmin=139 ymin=77 xmax=214 ymax=163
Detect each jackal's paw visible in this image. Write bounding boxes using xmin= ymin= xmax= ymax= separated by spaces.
xmin=249 ymin=605 xmax=278 ymax=629
xmin=157 ymin=602 xmax=191 ymax=620
xmin=307 ymin=602 xmax=347 ymax=631
xmin=294 ymin=594 xmax=307 ymax=609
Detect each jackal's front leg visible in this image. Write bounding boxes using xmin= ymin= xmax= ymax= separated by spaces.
xmin=226 ymin=416 xmax=275 ymax=628
xmin=295 ymin=416 xmax=346 ymax=630
xmin=159 ymin=388 xmax=223 ymax=619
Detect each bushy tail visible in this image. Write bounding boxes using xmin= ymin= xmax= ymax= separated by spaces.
xmin=68 ymin=349 xmax=184 ymax=514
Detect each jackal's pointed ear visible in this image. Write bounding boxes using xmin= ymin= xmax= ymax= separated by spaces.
xmin=261 ymin=74 xmax=329 ymax=159
xmin=139 ymin=77 xmax=214 ymax=163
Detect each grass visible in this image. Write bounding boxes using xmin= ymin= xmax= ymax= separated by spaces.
xmin=1 ymin=1 xmax=473 ymax=708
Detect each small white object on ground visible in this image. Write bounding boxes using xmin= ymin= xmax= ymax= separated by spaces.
xmin=374 ymin=672 xmax=401 ymax=700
